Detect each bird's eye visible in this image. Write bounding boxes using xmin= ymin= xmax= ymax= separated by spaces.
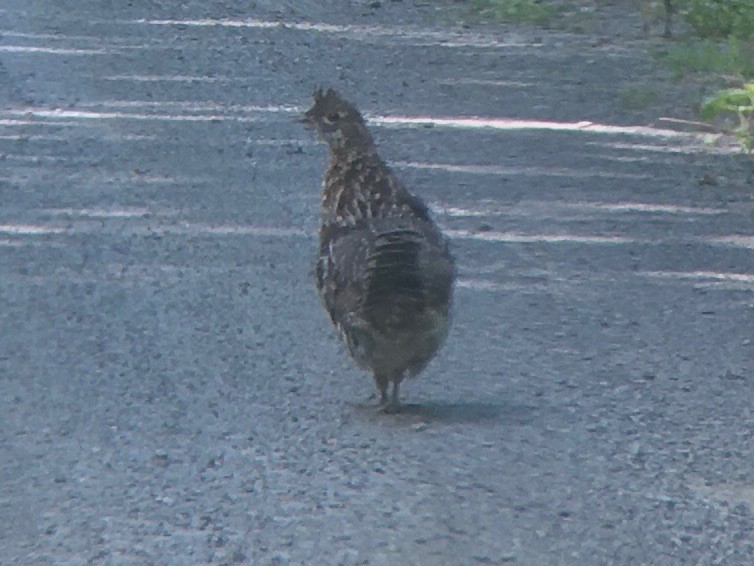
xmin=325 ymin=113 xmax=340 ymax=123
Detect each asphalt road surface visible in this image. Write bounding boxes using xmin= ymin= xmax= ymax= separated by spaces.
xmin=1 ymin=1 xmax=753 ymax=564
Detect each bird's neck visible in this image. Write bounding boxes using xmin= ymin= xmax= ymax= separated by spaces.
xmin=324 ymin=150 xmax=389 ymax=187
xmin=328 ymin=142 xmax=378 ymax=163
xmin=320 ymin=151 xmax=396 ymax=226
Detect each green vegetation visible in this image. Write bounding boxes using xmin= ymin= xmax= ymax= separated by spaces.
xmin=661 ymin=1 xmax=754 ymax=151
xmin=652 ymin=1 xmax=754 ymax=80
xmin=682 ymin=0 xmax=754 ymax=40
xmin=470 ymin=0 xmax=553 ymax=25
xmin=461 ymin=0 xmax=754 ymax=151
xmin=657 ymin=39 xmax=754 ymax=80
xmin=701 ymin=83 xmax=754 ymax=150
xmin=465 ymin=1 xmax=597 ymax=33
xmin=619 ymin=85 xmax=658 ymax=110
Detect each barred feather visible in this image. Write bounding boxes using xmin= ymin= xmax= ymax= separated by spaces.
xmin=303 ymin=88 xmax=455 ymax=410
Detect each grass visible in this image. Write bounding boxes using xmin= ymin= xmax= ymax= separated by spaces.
xmin=619 ymin=85 xmax=658 ymax=110
xmin=655 ymin=39 xmax=754 ymax=80
xmin=701 ymin=83 xmax=754 ymax=151
xmin=654 ymin=39 xmax=754 ymax=152
xmin=683 ymin=0 xmax=754 ymax=42
xmin=470 ymin=0 xmax=553 ymax=26
xmin=457 ymin=1 xmax=754 ymax=152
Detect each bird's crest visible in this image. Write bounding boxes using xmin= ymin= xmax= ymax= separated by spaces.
xmin=302 ymin=87 xmax=373 ymax=155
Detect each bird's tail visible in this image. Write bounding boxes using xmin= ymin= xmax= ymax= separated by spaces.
xmin=363 ymin=228 xmax=426 ymax=331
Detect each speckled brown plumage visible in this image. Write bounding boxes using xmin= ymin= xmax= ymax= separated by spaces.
xmin=302 ymin=88 xmax=455 ymax=412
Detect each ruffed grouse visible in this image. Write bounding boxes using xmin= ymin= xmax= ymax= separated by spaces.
xmin=302 ymin=88 xmax=455 ymax=412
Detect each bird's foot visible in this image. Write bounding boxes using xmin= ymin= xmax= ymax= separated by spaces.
xmin=378 ymin=389 xmax=389 ymax=407
xmin=382 ymin=400 xmax=402 ymax=414
xmin=373 ymin=376 xmax=401 ymax=413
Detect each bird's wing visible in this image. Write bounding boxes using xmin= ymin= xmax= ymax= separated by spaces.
xmin=323 ymin=157 xmax=432 ymax=226
xmin=316 ymin=223 xmax=372 ymax=326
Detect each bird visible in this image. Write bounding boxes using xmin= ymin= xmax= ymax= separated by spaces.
xmin=301 ymin=87 xmax=455 ymax=413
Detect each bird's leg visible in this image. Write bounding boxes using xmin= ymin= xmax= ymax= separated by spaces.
xmin=382 ymin=377 xmax=402 ymax=414
xmin=373 ymin=374 xmax=389 ymax=406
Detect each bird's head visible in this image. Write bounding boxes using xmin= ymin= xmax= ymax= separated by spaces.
xmin=301 ymin=87 xmax=375 ymax=155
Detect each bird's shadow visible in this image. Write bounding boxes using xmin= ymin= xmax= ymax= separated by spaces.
xmin=350 ymin=399 xmax=536 ymax=425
